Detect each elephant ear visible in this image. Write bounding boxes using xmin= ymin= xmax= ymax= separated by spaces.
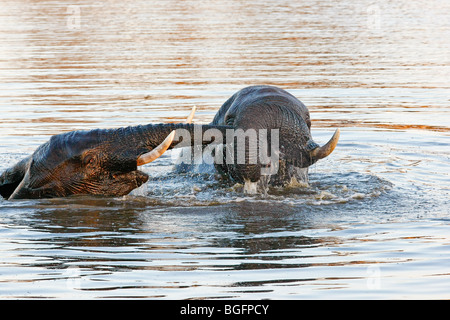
xmin=0 ymin=156 xmax=31 ymax=200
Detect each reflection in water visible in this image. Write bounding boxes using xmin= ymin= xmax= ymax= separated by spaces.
xmin=0 ymin=0 xmax=449 ymax=299
xmin=6 ymin=197 xmax=340 ymax=275
xmin=2 ymin=192 xmax=449 ymax=299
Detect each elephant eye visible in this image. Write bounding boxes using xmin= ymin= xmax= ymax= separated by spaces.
xmin=306 ymin=119 xmax=311 ymax=129
xmin=82 ymin=153 xmax=96 ymax=166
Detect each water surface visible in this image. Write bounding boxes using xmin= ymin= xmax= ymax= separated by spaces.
xmin=0 ymin=0 xmax=449 ymax=299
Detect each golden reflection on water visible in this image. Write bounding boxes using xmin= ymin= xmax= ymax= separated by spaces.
xmin=0 ymin=0 xmax=449 ymax=141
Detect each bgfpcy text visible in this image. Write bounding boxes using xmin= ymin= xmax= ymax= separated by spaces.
xmin=180 ymin=303 xmax=270 ymax=317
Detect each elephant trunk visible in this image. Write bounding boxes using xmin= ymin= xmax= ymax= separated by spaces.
xmin=122 ymin=123 xmax=232 ymax=166
xmin=136 ymin=106 xmax=195 ymax=166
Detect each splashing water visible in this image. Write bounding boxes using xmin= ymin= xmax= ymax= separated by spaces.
xmin=0 ymin=0 xmax=449 ymax=299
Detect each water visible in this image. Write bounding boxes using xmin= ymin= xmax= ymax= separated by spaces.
xmin=0 ymin=0 xmax=449 ymax=299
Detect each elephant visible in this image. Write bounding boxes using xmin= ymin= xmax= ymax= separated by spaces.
xmin=178 ymin=85 xmax=340 ymax=194
xmin=1 ymin=85 xmax=339 ymax=200
xmin=0 ymin=108 xmax=230 ymax=200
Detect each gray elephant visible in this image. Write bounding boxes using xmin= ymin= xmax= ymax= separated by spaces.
xmin=0 ymin=85 xmax=339 ymax=199
xmin=178 ymin=85 xmax=339 ymax=193
xmin=0 ymin=108 xmax=229 ymax=199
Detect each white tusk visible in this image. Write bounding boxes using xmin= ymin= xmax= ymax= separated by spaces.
xmin=136 ymin=106 xmax=196 ymax=166
xmin=186 ymin=105 xmax=196 ymax=124
xmin=136 ymin=131 xmax=175 ymax=166
xmin=310 ymin=128 xmax=340 ymax=160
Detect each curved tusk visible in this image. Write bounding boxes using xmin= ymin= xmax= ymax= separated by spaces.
xmin=137 ymin=106 xmax=196 ymax=166
xmin=186 ymin=105 xmax=196 ymax=123
xmin=310 ymin=128 xmax=340 ymax=160
xmin=137 ymin=130 xmax=175 ymax=166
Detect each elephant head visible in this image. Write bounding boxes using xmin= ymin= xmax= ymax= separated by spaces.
xmin=0 ymin=107 xmax=229 ymax=200
xmin=210 ymin=85 xmax=340 ymax=192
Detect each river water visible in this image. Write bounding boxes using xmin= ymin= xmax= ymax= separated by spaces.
xmin=0 ymin=0 xmax=449 ymax=299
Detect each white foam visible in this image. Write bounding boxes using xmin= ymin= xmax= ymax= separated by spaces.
xmin=243 ymin=179 xmax=258 ymax=195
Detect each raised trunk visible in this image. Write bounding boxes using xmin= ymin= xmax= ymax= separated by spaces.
xmin=119 ymin=123 xmax=232 ymax=159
